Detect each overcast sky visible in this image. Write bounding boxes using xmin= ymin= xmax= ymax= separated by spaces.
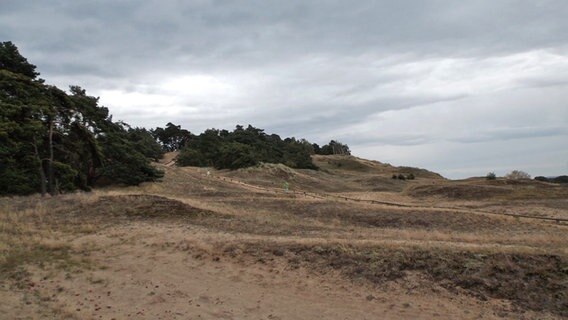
xmin=2 ymin=0 xmax=567 ymax=178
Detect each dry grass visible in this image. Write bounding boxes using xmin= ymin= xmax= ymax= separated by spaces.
xmin=311 ymin=154 xmax=444 ymax=180
xmin=0 ymin=197 xmax=90 ymax=288
xmin=1 ymin=158 xmax=567 ymax=317
xmin=405 ymin=180 xmax=568 ymax=201
xmin=0 ymin=192 xmax=217 ymax=304
xmin=217 ymin=241 xmax=568 ymax=316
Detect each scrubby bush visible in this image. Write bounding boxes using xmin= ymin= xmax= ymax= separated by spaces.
xmin=392 ymin=173 xmax=414 ymax=180
xmin=486 ymin=172 xmax=497 ymax=180
xmin=505 ymin=170 xmax=531 ymax=180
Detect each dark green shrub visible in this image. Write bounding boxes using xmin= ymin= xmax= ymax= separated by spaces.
xmin=553 ymin=175 xmax=568 ymax=184
xmin=177 ymin=148 xmax=209 ymax=167
xmin=214 ymin=142 xmax=258 ymax=170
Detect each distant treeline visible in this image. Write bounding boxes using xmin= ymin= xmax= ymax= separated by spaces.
xmin=0 ymin=41 xmax=350 ymax=196
xmin=534 ymin=176 xmax=568 ymax=184
xmin=151 ymin=122 xmax=350 ymax=170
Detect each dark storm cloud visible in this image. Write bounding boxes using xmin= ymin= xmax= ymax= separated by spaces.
xmin=1 ymin=0 xmax=567 ymax=178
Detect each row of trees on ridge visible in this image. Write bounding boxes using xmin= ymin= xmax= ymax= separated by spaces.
xmin=151 ymin=122 xmax=350 ymax=170
xmin=1 ymin=41 xmax=351 ymax=195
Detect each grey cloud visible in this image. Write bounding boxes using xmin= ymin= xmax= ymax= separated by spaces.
xmin=261 ymin=94 xmax=467 ymax=139
xmin=518 ymin=77 xmax=568 ymax=89
xmin=1 ymin=0 xmax=567 ymax=178
xmin=346 ymin=133 xmax=430 ymax=147
xmin=450 ymin=126 xmax=568 ymax=144
xmin=3 ymin=1 xmax=568 ymax=79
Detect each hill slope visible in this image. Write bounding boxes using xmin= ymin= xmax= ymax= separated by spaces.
xmin=2 ymin=158 xmax=568 ymax=319
xmin=219 ymin=154 xmax=442 ymax=194
xmin=312 ymin=154 xmax=444 ymax=179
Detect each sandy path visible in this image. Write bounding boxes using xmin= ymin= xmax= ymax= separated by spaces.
xmin=14 ymin=222 xmax=532 ymax=320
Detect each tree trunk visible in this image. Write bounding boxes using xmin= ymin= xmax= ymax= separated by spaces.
xmin=32 ymin=140 xmax=46 ymax=196
xmin=48 ymin=118 xmax=55 ymax=195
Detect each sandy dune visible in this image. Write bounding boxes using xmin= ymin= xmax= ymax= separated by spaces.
xmin=1 ymin=156 xmax=566 ymax=319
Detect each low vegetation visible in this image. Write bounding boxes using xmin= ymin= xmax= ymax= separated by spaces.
xmin=0 ymin=198 xmax=89 ymax=289
xmin=222 ymin=242 xmax=567 ymax=316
